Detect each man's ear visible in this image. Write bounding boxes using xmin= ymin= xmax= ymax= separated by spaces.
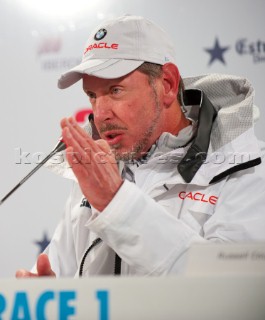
xmin=161 ymin=63 xmax=180 ymax=107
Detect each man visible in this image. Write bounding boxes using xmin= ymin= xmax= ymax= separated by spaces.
xmin=16 ymin=15 xmax=265 ymax=278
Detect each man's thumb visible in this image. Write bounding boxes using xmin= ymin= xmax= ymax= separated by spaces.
xmin=37 ymin=253 xmax=56 ymax=277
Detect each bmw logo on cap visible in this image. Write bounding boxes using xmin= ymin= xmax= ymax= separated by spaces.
xmin=94 ymin=28 xmax=107 ymax=40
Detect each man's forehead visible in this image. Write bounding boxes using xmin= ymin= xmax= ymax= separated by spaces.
xmin=82 ymin=69 xmax=145 ymax=90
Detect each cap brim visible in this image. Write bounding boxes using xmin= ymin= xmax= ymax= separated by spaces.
xmin=58 ymin=59 xmax=144 ymax=89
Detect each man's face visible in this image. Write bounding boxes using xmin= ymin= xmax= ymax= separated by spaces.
xmin=83 ymin=70 xmax=165 ymax=160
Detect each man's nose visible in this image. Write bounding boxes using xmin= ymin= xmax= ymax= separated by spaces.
xmin=93 ymin=95 xmax=114 ymax=122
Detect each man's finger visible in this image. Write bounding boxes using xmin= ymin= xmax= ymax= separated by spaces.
xmin=95 ymin=139 xmax=111 ymax=153
xmin=36 ymin=253 xmax=56 ymax=277
xmin=62 ymin=117 xmax=95 ymax=147
xmin=15 ymin=269 xmax=39 ymax=278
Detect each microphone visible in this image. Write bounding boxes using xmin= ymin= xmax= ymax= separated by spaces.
xmin=0 ymin=139 xmax=66 ymax=206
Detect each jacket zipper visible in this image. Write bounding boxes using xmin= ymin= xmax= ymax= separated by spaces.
xmin=114 ymin=253 xmax=121 ymax=275
xmin=79 ymin=238 xmax=122 ymax=276
xmin=79 ymin=238 xmax=102 ymax=277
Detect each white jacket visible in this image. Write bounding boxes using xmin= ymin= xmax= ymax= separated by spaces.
xmin=44 ymin=74 xmax=265 ymax=277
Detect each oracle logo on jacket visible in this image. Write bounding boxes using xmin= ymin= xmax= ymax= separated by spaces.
xmin=178 ymin=191 xmax=218 ymax=205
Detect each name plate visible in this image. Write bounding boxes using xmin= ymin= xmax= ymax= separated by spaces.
xmin=185 ymin=242 xmax=265 ymax=276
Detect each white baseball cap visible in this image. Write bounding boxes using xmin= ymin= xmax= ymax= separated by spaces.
xmin=58 ymin=14 xmax=177 ymax=89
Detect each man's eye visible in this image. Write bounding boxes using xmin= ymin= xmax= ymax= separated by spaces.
xmin=87 ymin=92 xmax=96 ymax=99
xmin=111 ymin=87 xmax=121 ymax=95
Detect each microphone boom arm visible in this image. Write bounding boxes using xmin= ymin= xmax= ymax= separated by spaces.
xmin=0 ymin=140 xmax=66 ymax=206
